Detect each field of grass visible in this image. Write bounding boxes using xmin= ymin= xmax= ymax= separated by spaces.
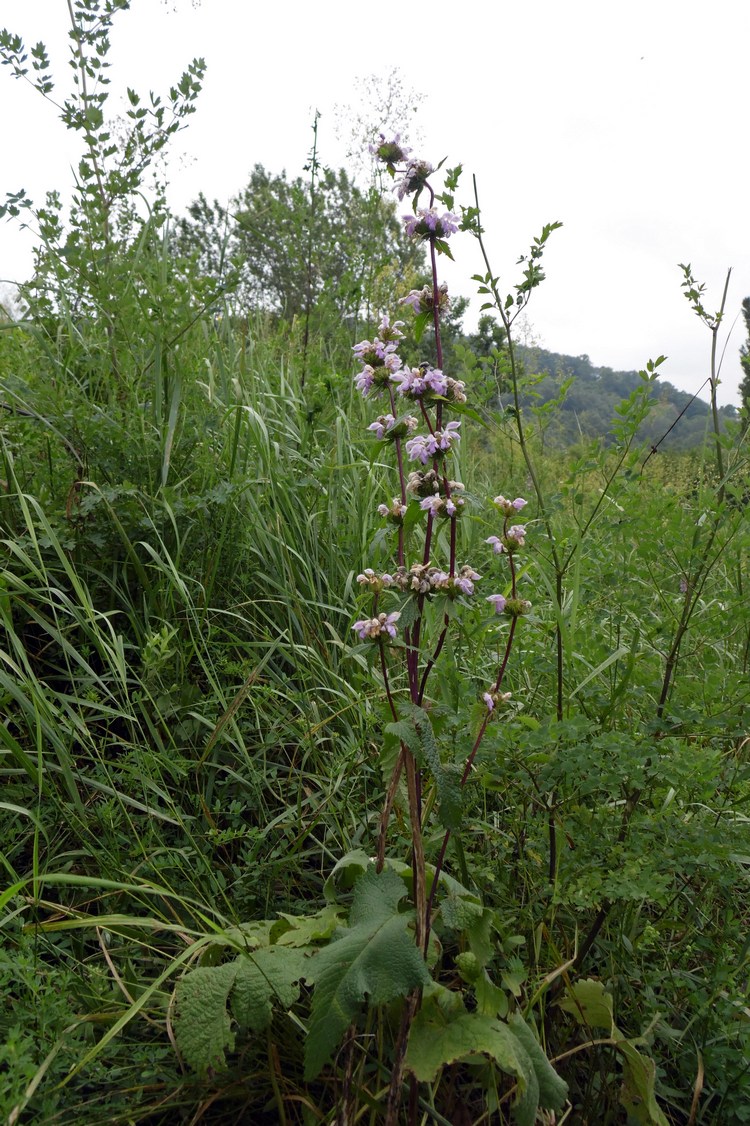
xmin=2 ymin=293 xmax=749 ymax=1122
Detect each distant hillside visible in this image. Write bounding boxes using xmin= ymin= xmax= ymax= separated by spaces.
xmin=507 ymin=347 xmax=738 ymax=450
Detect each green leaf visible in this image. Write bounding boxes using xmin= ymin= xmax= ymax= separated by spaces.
xmin=413 ymin=709 xmax=463 ymax=830
xmin=271 ymin=905 xmax=344 ymax=946
xmin=475 ymin=970 xmax=509 ymax=1018
xmin=558 ymin=977 xmax=614 ymax=1032
xmin=304 ymin=866 xmax=430 ymax=1079
xmin=396 ymin=594 xmax=421 ymax=633
xmin=508 ymin=1014 xmax=568 ymax=1114
xmin=442 ymin=391 xmax=492 ymax=424
xmin=500 ymin=957 xmax=527 ymax=998
xmin=405 ymin=1007 xmax=566 ymax=1125
xmin=618 ymin=1040 xmax=669 ymax=1126
xmin=405 ymin=1008 xmax=525 ymax=1084
xmin=323 ymin=848 xmax=371 ymax=901
xmin=441 ymin=892 xmax=494 ymax=966
xmin=174 ymin=944 xmax=313 ymax=1072
xmin=173 ymin=962 xmax=237 ymax=1074
xmin=559 ymin=980 xmax=668 ymax=1125
xmin=231 ymin=946 xmax=309 ymax=1033
xmin=413 ymin=309 xmax=431 ymax=343
xmin=385 ymin=719 xmax=421 ymax=757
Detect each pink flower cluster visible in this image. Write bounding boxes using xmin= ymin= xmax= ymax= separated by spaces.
xmin=419 ymin=493 xmax=465 ymax=519
xmin=367 ymin=413 xmax=419 ymax=441
xmin=364 ymin=562 xmax=480 ymax=598
xmin=352 ymin=611 xmax=401 ymax=641
xmin=377 ymin=497 xmax=409 ymax=522
xmin=352 ymin=314 xmax=405 ymax=397
xmin=393 ymin=366 xmax=466 ymax=404
xmin=403 ymin=208 xmax=460 ymax=241
xmin=406 ymin=470 xmax=464 ymax=498
xmin=486 ymin=523 xmax=527 ymax=555
xmin=395 ymin=159 xmax=434 ymax=201
xmin=369 ymin=133 xmax=412 ymax=166
xmin=483 ymin=690 xmax=513 ymax=713
xmin=493 ymin=495 xmax=528 ymax=517
xmin=399 ymin=282 xmax=450 ymax=317
xmin=406 ymin=421 xmax=461 ymax=465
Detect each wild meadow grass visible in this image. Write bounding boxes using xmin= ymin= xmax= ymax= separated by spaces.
xmin=2 ymin=299 xmax=750 ymax=1122
xmin=2 ymin=4 xmax=750 ymax=1122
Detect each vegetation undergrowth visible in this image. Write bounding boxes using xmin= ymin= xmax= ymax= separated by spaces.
xmin=1 ymin=3 xmax=750 ymax=1123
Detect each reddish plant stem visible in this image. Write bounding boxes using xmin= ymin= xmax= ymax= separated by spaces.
xmin=424 ymin=615 xmax=519 ymax=946
xmin=418 ymin=613 xmax=449 ymax=705
xmin=388 ymin=384 xmax=408 ymax=568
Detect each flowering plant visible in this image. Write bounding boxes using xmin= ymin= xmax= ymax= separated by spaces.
xmin=345 ymin=136 xmax=562 ymax=1122
xmin=173 ymin=133 xmax=567 ymax=1126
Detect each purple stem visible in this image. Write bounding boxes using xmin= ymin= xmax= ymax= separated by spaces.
xmin=424 ymin=614 xmax=519 ymax=947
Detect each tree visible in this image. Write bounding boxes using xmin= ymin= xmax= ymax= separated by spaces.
xmin=173 ymin=163 xmax=424 ymax=330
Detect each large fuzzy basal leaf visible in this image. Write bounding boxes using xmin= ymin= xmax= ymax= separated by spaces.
xmin=174 ymin=945 xmax=313 ymax=1073
xmin=231 ymin=945 xmax=310 ymax=1034
xmin=173 ymin=962 xmax=238 ymax=1075
xmin=304 ymin=865 xmax=430 ymax=1080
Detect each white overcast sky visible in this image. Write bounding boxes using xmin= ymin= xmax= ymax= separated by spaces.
xmin=1 ymin=0 xmax=749 ymax=405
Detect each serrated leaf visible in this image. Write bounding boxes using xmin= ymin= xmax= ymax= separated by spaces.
xmin=208 ymin=919 xmax=275 ymax=954
xmin=558 ymin=978 xmax=614 ymax=1032
xmin=440 ymin=891 xmax=484 ymax=931
xmin=231 ymin=946 xmax=310 ymax=1033
xmin=405 ymin=1008 xmax=526 ymax=1083
xmin=385 ymin=719 xmax=421 ymax=757
xmin=396 ymin=594 xmax=420 ymax=632
xmin=501 ymin=957 xmax=527 ymax=998
xmin=476 ymin=969 xmax=509 ymax=1018
xmin=409 ymin=708 xmax=463 ymax=831
xmin=441 ymin=892 xmax=494 ymax=966
xmin=304 ymin=866 xmax=430 ymax=1079
xmin=173 ymin=962 xmax=237 ymax=1074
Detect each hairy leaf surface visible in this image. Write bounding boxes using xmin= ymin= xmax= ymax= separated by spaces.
xmin=304 ymin=865 xmax=430 ymax=1080
xmin=173 ymin=962 xmax=237 ymax=1075
xmin=231 ymin=945 xmax=310 ymax=1033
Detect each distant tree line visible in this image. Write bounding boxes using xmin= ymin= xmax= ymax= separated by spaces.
xmin=497 ymin=347 xmax=739 ymax=451
xmin=173 ymin=161 xmax=750 ymax=448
